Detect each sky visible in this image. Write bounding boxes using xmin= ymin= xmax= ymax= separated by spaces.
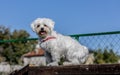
xmin=0 ymin=0 xmax=120 ymax=38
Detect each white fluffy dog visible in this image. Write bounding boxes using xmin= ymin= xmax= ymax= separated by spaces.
xmin=31 ymin=18 xmax=89 ymax=66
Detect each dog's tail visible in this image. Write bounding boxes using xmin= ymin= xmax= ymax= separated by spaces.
xmin=84 ymin=53 xmax=95 ymax=64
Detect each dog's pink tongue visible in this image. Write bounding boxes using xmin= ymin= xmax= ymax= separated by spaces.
xmin=40 ymin=32 xmax=45 ymax=35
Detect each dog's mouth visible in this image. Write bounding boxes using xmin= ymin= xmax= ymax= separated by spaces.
xmin=39 ymin=30 xmax=47 ymax=35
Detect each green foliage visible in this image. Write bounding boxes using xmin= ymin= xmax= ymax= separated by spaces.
xmin=94 ymin=48 xmax=119 ymax=64
xmin=58 ymin=57 xmax=66 ymax=65
xmin=0 ymin=26 xmax=37 ymax=65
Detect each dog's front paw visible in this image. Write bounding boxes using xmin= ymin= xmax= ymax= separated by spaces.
xmin=63 ymin=62 xmax=73 ymax=66
xmin=63 ymin=61 xmax=80 ymax=66
xmin=47 ymin=62 xmax=59 ymax=66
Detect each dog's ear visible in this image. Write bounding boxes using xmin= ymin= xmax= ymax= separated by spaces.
xmin=49 ymin=19 xmax=55 ymax=30
xmin=31 ymin=22 xmax=36 ymax=32
xmin=45 ymin=18 xmax=55 ymax=30
xmin=31 ymin=18 xmax=42 ymax=32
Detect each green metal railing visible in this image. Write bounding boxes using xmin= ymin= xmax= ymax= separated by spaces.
xmin=70 ymin=31 xmax=120 ymax=41
xmin=1 ymin=31 xmax=120 ymax=43
xmin=0 ymin=38 xmax=38 ymax=43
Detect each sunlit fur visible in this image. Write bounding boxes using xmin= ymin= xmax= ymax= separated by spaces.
xmin=31 ymin=18 xmax=89 ymax=66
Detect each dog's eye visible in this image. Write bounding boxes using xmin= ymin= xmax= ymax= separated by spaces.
xmin=37 ymin=25 xmax=40 ymax=28
xmin=44 ymin=24 xmax=47 ymax=27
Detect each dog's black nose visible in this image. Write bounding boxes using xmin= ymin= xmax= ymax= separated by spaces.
xmin=41 ymin=28 xmax=44 ymax=31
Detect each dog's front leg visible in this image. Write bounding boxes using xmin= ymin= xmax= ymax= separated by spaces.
xmin=45 ymin=51 xmax=52 ymax=64
xmin=47 ymin=52 xmax=60 ymax=66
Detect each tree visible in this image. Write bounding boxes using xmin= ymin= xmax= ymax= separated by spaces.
xmin=0 ymin=26 xmax=37 ymax=64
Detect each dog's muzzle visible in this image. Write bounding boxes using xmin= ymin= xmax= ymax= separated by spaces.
xmin=38 ymin=28 xmax=47 ymax=35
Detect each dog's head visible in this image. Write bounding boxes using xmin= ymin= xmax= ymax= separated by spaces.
xmin=31 ymin=18 xmax=55 ymax=38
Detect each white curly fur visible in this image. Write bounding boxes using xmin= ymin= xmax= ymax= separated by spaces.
xmin=31 ymin=18 xmax=89 ymax=66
